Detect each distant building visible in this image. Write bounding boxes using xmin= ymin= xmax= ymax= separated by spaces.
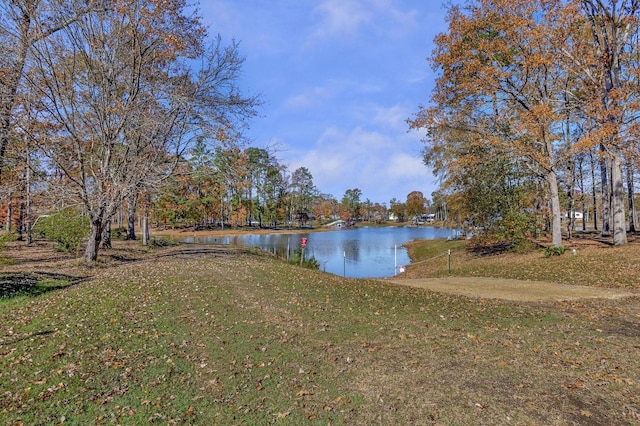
xmin=563 ymin=211 xmax=584 ymax=220
xmin=422 ymin=213 xmax=436 ymax=223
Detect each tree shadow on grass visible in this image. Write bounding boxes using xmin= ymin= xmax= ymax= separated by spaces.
xmin=467 ymin=241 xmax=514 ymax=256
xmin=0 ymin=272 xmax=87 ymax=300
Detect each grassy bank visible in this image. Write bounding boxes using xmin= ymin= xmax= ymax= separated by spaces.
xmin=1 ymin=242 xmax=639 ymax=424
xmin=403 ymin=236 xmax=640 ymax=288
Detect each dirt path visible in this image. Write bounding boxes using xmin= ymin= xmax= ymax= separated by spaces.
xmin=382 ymin=276 xmax=637 ymax=302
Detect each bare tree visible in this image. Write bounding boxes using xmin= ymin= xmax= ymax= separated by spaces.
xmin=0 ymin=0 xmax=101 ymax=181
xmin=27 ymin=0 xmax=258 ymax=261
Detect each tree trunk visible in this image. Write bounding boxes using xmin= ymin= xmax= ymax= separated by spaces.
xmin=546 ymin=170 xmax=563 ymax=247
xmin=577 ymin=155 xmax=586 ymax=231
xmin=142 ymin=193 xmax=150 ymax=246
xmin=101 ymin=220 xmax=112 ymax=249
xmin=626 ymin=160 xmax=636 ymax=233
xmin=5 ymin=190 xmax=12 ymax=233
xmin=0 ymin=35 xmax=29 ymax=181
xmin=220 ymin=200 xmax=224 ymax=231
xmin=18 ymin=200 xmax=24 ymax=241
xmin=25 ymin=138 xmax=32 ymax=245
xmin=84 ymin=219 xmax=103 ymax=262
xmin=600 ymin=151 xmax=611 ymax=236
xmin=589 ymin=151 xmax=598 ymax=231
xmin=126 ymin=194 xmax=137 ymax=240
xmin=566 ymin=158 xmax=575 ymax=240
xmin=611 ymin=153 xmax=627 ymax=245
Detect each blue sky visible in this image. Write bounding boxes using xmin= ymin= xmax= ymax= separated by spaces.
xmin=199 ymin=1 xmax=451 ymax=205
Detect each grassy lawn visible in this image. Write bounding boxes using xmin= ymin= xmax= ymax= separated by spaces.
xmin=1 ymin=239 xmax=639 ymax=424
xmin=403 ymin=235 xmax=640 ymax=288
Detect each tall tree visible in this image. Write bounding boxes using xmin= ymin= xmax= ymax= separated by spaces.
xmin=28 ymin=0 xmax=258 ymax=261
xmin=341 ymin=188 xmax=362 ymax=220
xmin=406 ymin=191 xmax=428 ymax=220
xmin=389 ymin=197 xmax=406 ymax=222
xmin=289 ymin=167 xmax=317 ymax=225
xmin=262 ymin=162 xmax=288 ymax=227
xmin=244 ymin=147 xmax=270 ymax=226
xmin=566 ymin=0 xmax=638 ymax=245
xmin=410 ymin=0 xmax=581 ymax=247
xmin=430 ymin=190 xmax=448 ymax=222
xmin=0 ymin=0 xmax=99 ymax=180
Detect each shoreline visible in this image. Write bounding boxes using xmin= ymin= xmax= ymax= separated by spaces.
xmin=152 ymin=221 xmax=433 ymax=240
xmin=152 ymin=226 xmax=333 ymax=240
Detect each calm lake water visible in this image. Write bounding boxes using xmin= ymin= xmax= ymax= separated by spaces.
xmin=184 ymin=226 xmax=456 ymax=279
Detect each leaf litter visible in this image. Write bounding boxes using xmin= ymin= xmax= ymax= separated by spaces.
xmin=0 ymin=239 xmax=639 ymax=424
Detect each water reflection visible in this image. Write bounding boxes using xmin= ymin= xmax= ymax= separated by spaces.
xmin=183 ymin=226 xmax=455 ymax=278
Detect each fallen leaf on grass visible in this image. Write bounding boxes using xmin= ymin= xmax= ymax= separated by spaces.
xmin=581 ymin=409 xmax=592 ymax=418
xmin=567 ymin=381 xmax=584 ymax=390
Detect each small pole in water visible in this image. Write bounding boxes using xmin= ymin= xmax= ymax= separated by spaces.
xmin=394 ymin=244 xmax=397 ymax=276
xmin=343 ymin=251 xmax=346 ymax=277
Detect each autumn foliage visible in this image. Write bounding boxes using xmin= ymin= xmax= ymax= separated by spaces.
xmin=409 ymin=0 xmax=639 ymax=247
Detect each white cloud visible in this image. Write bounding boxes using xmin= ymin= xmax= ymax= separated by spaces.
xmin=373 ymin=104 xmax=411 ymax=131
xmin=284 ymin=86 xmax=335 ymax=109
xmin=384 ymin=152 xmax=427 ymax=179
xmin=194 ymin=1 xmax=448 ymax=202
xmin=199 ymin=1 xmax=307 ymax=56
xmin=310 ymin=0 xmax=372 ymax=40
xmin=371 ymin=0 xmax=420 ymax=38
xmin=283 ymin=125 xmax=434 ymax=202
xmin=283 ymin=79 xmax=385 ymax=112
xmin=307 ymin=0 xmax=420 ymax=44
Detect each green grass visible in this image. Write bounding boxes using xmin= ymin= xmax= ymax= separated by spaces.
xmin=406 ymin=238 xmax=466 ymax=260
xmin=1 ymin=244 xmax=639 ymax=424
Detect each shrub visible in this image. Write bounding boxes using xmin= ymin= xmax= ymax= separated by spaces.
xmin=111 ymin=227 xmax=127 ymax=240
xmin=33 ymin=210 xmax=89 ymax=253
xmin=0 ymin=232 xmax=18 ymax=250
xmin=289 ymin=247 xmax=320 ymax=270
xmin=544 ymin=246 xmax=566 ymax=257
xmin=511 ymin=238 xmax=537 ymax=254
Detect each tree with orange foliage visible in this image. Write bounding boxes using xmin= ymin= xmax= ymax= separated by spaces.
xmin=406 ymin=191 xmax=428 ymax=220
xmin=562 ymin=0 xmax=638 ymax=245
xmin=312 ymin=193 xmax=338 ymax=222
xmin=410 ymin=0 xmax=585 ymax=247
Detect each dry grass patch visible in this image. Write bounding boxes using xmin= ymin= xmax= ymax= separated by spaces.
xmin=403 ymin=234 xmax=640 ymax=288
